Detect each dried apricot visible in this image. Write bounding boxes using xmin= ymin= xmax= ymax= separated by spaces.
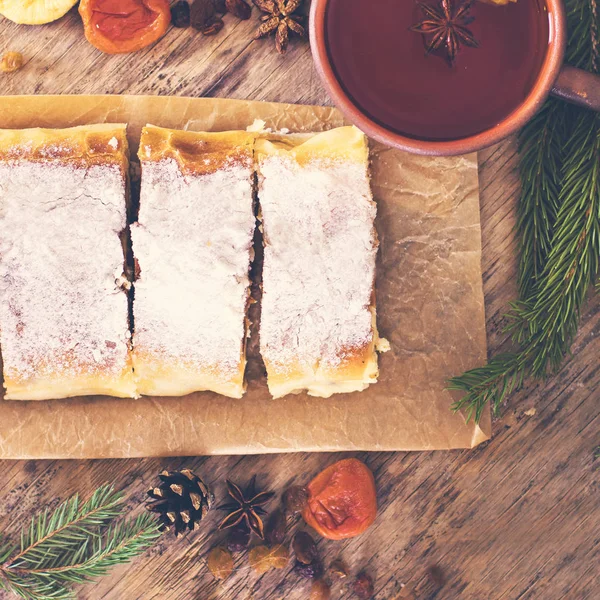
xmin=302 ymin=458 xmax=377 ymax=540
xmin=79 ymin=0 xmax=171 ymax=54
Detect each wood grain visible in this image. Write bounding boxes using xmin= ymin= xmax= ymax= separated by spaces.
xmin=0 ymin=6 xmax=598 ymax=599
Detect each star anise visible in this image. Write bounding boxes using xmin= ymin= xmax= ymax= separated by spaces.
xmin=217 ymin=476 xmax=275 ymax=539
xmin=410 ymin=0 xmax=479 ymax=66
xmin=253 ymin=0 xmax=306 ymax=55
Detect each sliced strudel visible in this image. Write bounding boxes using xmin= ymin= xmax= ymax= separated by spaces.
xmin=0 ymin=124 xmax=136 ymax=400
xmin=257 ymin=126 xmax=383 ymax=399
xmin=132 ymin=125 xmax=256 ymax=398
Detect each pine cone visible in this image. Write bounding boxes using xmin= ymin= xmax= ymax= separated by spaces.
xmin=146 ymin=469 xmax=213 ymax=535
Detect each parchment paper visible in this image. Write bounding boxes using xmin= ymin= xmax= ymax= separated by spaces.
xmin=0 ymin=95 xmax=490 ymax=458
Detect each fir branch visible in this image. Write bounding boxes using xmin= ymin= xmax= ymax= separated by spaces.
xmin=7 ymin=515 xmax=160 ymax=585
xmin=7 ymin=484 xmax=123 ymax=571
xmin=448 ymin=353 xmax=526 ymax=422
xmin=449 ymin=0 xmax=600 ymax=422
xmin=524 ymin=110 xmax=600 ymax=376
xmin=0 ymin=486 xmax=162 ymax=600
xmin=565 ymin=0 xmax=599 ymax=70
xmin=516 ymin=99 xmax=565 ymax=299
xmin=0 ymin=570 xmax=74 ymax=600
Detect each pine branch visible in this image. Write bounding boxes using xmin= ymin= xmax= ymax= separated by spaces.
xmin=0 ymin=486 xmax=162 ymax=600
xmin=7 ymin=484 xmax=123 ymax=571
xmin=448 ymin=0 xmax=600 ymax=422
xmin=565 ymin=0 xmax=598 ymax=70
xmin=523 ymin=110 xmax=600 ymax=376
xmin=516 ymin=99 xmax=565 ymax=299
xmin=7 ymin=515 xmax=160 ymax=586
xmin=452 ymin=112 xmax=600 ymax=418
xmin=448 ymin=353 xmax=526 ymax=422
xmin=0 ymin=570 xmax=74 ymax=600
xmin=508 ymin=109 xmax=600 ymax=351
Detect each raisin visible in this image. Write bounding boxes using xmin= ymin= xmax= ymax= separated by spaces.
xmin=292 ymin=531 xmax=318 ymax=565
xmin=294 ymin=559 xmax=323 ymax=579
xmin=206 ymin=547 xmax=233 ymax=580
xmin=310 ymin=579 xmax=331 ymax=600
xmin=265 ymin=508 xmax=286 ymax=546
xmin=226 ymin=524 xmax=250 ymax=553
xmin=283 ymin=485 xmax=308 ymax=515
xmin=170 ymin=1 xmax=191 ymax=27
xmin=226 ymin=0 xmax=251 ymax=19
xmin=249 ymin=544 xmax=289 ymax=573
xmin=352 ymin=572 xmax=375 ymax=599
xmin=1 ymin=52 xmax=23 ymax=73
xmin=191 ymin=0 xmax=216 ymax=30
xmin=201 ymin=15 xmax=225 ymax=35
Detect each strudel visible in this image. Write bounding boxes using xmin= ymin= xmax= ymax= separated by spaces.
xmin=257 ymin=126 xmax=383 ymax=398
xmin=132 ymin=125 xmax=256 ymax=398
xmin=0 ymin=124 xmax=136 ymax=400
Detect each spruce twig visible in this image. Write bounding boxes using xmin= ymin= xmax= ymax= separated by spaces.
xmin=449 ymin=353 xmax=525 ymax=421
xmin=449 ymin=0 xmax=600 ymax=422
xmin=525 ymin=111 xmax=600 ymax=375
xmin=516 ymin=99 xmax=564 ymax=299
xmin=0 ymin=485 xmax=162 ymax=600
xmin=8 ymin=484 xmax=123 ymax=571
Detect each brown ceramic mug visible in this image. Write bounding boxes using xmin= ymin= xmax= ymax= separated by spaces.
xmin=310 ymin=0 xmax=600 ymax=156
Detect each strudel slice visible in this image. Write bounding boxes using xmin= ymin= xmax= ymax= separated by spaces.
xmin=132 ymin=126 xmax=256 ymax=398
xmin=257 ymin=126 xmax=383 ymax=399
xmin=0 ymin=124 xmax=136 ymax=400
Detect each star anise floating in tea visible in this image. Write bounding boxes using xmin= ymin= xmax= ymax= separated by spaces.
xmin=410 ymin=0 xmax=479 ymax=66
xmin=217 ymin=476 xmax=275 ymax=539
xmin=253 ymin=0 xmax=306 ymax=55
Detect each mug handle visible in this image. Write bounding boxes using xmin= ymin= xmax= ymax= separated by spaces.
xmin=551 ymin=65 xmax=600 ymax=111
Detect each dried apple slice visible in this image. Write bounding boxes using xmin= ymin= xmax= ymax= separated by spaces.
xmin=0 ymin=0 xmax=78 ymax=24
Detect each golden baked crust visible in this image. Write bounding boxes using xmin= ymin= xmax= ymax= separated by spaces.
xmin=132 ymin=351 xmax=246 ymax=399
xmin=132 ymin=126 xmax=256 ymax=399
xmin=139 ymin=125 xmax=255 ymax=176
xmin=0 ymin=123 xmax=129 ymax=172
xmin=263 ymin=308 xmax=383 ymax=399
xmin=4 ymin=369 xmax=137 ymax=401
xmin=255 ymin=125 xmax=369 ymax=165
xmin=257 ymin=126 xmax=383 ymax=399
xmin=0 ymin=123 xmax=136 ymax=401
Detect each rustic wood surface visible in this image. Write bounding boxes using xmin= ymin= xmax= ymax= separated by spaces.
xmin=0 ymin=6 xmax=598 ymax=600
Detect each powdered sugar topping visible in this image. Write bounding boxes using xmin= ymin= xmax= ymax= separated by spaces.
xmin=0 ymin=161 xmax=132 ymax=386
xmin=132 ymin=157 xmax=255 ymax=384
xmin=259 ymin=155 xmax=377 ymax=375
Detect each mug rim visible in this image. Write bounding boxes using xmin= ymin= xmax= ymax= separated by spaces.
xmin=309 ymin=0 xmax=567 ymax=156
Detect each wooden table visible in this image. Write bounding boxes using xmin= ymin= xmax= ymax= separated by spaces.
xmin=0 ymin=8 xmax=598 ymax=600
